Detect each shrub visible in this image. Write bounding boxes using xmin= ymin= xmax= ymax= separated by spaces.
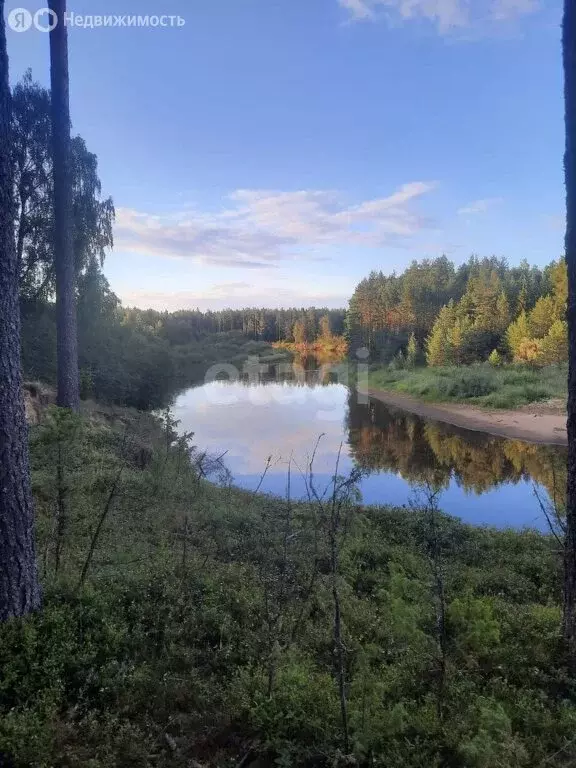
xmin=437 ymin=369 xmax=497 ymax=399
xmin=488 ymin=349 xmax=503 ymax=367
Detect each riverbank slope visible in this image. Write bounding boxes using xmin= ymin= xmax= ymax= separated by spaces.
xmin=365 ymin=363 xmax=567 ymax=445
xmin=365 ymin=386 xmax=567 ymax=445
xmin=1 ymin=400 xmax=571 ymax=767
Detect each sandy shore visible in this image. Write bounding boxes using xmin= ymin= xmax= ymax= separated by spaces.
xmin=364 ymin=388 xmax=567 ymax=446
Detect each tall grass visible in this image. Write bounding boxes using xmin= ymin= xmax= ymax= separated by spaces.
xmin=368 ymin=363 xmax=567 ymax=409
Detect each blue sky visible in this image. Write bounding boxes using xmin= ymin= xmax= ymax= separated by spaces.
xmin=5 ymin=0 xmax=565 ymax=310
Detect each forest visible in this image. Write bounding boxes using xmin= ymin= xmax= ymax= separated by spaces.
xmin=347 ymin=256 xmax=568 ymax=369
xmin=3 ymin=3 xmax=576 ymax=767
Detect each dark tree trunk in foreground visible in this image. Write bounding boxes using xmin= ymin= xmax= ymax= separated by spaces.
xmin=0 ymin=0 xmax=42 ymax=620
xmin=49 ymin=0 xmax=80 ymax=411
xmin=564 ymin=0 xmax=576 ymax=648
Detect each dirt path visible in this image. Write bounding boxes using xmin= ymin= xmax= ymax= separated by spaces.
xmin=364 ymin=388 xmax=567 ymax=446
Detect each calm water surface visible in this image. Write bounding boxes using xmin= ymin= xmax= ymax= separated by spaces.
xmin=172 ymin=361 xmax=566 ymax=529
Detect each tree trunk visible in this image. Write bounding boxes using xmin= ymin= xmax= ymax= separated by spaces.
xmin=49 ymin=0 xmax=79 ymax=411
xmin=563 ymin=0 xmax=576 ymax=648
xmin=0 ymin=0 xmax=42 ymax=621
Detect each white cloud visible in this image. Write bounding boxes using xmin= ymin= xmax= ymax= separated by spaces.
xmin=114 ymin=182 xmax=437 ymax=269
xmin=457 ymin=197 xmax=503 ymax=215
xmin=338 ymin=0 xmax=540 ymax=32
xmin=121 ymin=284 xmax=350 ymax=311
xmin=491 ymin=0 xmax=539 ymax=21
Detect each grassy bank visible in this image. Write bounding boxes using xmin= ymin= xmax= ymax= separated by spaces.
xmin=0 ymin=402 xmax=573 ymax=766
xmin=368 ymin=363 xmax=567 ymax=409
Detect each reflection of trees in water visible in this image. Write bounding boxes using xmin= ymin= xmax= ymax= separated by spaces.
xmin=346 ymin=391 xmax=567 ymax=499
xmin=245 ymin=356 xmax=350 ymax=387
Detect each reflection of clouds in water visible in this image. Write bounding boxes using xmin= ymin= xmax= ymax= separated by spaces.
xmin=247 ymin=383 xmax=308 ymax=407
xmin=172 ymin=378 xmax=563 ymax=527
xmin=173 ymin=382 xmax=350 ymax=476
xmin=178 ymin=381 xmax=348 ymax=417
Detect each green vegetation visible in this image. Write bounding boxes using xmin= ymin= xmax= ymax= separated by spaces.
xmin=23 ymin=296 xmax=291 ymax=409
xmin=0 ymin=404 xmax=573 ymax=767
xmin=348 ymin=256 xmax=567 ymax=370
xmin=368 ymin=362 xmax=567 ymax=409
xmin=4 ymin=65 xmax=574 ymax=768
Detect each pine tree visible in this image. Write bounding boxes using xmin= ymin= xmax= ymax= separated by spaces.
xmin=529 ymin=295 xmax=557 ymax=339
xmin=319 ymin=314 xmax=332 ymax=340
xmin=0 ymin=0 xmax=42 ymax=619
xmin=476 ymin=270 xmax=502 ymax=331
xmin=539 ymin=319 xmax=568 ymax=365
xmin=550 ymin=258 xmax=568 ymax=313
xmin=426 ymin=301 xmax=457 ymax=367
xmin=506 ymin=311 xmax=531 ymax=361
xmin=488 ymin=349 xmax=502 ymax=367
xmin=49 ymin=0 xmax=80 ymax=411
xmin=517 ymin=281 xmax=528 ymax=316
xmin=494 ymin=291 xmax=511 ymax=333
xmin=406 ymin=332 xmax=418 ymax=368
xmin=450 ymin=314 xmax=472 ymax=365
xmin=293 ymin=319 xmax=306 ymax=345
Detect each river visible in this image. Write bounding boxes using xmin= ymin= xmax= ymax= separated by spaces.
xmin=172 ymin=357 xmax=566 ymax=530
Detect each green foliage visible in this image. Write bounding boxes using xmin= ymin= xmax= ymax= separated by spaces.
xmin=0 ymin=406 xmax=572 ymax=766
xmin=13 ymin=72 xmax=114 ymax=302
xmin=426 ymin=301 xmax=458 ymax=366
xmin=458 ymin=700 xmax=529 ymax=767
xmin=369 ymin=363 xmax=567 ymax=409
xmin=459 ymin=327 xmax=502 ymax=364
xmin=348 ymin=256 xmax=566 ymax=370
xmin=488 ymin=349 xmax=502 ymax=367
xmin=506 ymin=311 xmax=531 ymax=361
xmin=528 ymin=295 xmax=557 ymax=338
xmin=233 ymin=654 xmax=341 ymax=757
xmin=406 ymin=332 xmax=418 ymax=368
xmin=539 ymin=319 xmax=568 ymax=365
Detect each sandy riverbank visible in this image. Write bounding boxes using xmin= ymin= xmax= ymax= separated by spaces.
xmin=365 ymin=388 xmax=567 ymax=446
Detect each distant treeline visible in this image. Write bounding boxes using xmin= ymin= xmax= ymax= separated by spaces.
xmin=125 ymin=306 xmax=347 ymax=345
xmin=22 ymin=282 xmax=347 ymax=410
xmin=13 ymin=72 xmax=348 ymax=409
xmin=347 ymin=255 xmax=567 ymax=367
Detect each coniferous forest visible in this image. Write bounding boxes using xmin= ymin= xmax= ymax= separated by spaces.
xmin=3 ymin=6 xmax=576 ymax=767
xmin=347 ymin=256 xmax=568 ymax=368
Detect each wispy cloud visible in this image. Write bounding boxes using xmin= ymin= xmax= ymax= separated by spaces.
xmin=491 ymin=0 xmax=540 ymax=21
xmin=114 ymin=182 xmax=437 ymax=269
xmin=457 ymin=197 xmax=503 ymax=215
xmin=121 ymin=284 xmax=350 ymax=311
xmin=339 ymin=0 xmax=541 ymax=33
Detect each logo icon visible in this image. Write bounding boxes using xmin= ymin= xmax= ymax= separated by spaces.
xmin=33 ymin=8 xmax=57 ymax=31
xmin=7 ymin=7 xmax=33 ymax=31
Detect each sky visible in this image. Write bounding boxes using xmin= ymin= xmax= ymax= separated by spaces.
xmin=4 ymin=0 xmax=565 ymax=311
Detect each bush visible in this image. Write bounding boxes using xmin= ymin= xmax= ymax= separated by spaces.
xmin=437 ymin=369 xmax=497 ymax=399
xmin=488 ymin=349 xmax=502 ymax=367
